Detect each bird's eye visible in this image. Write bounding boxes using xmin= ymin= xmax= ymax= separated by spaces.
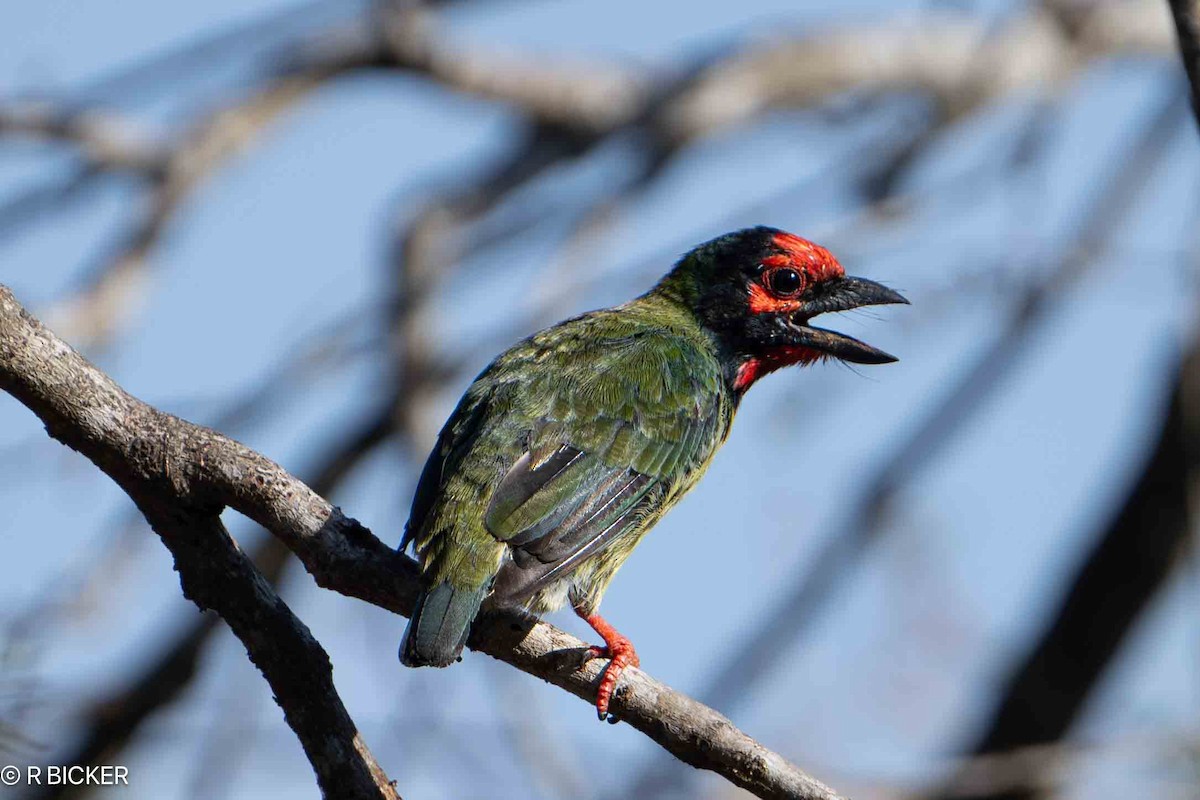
xmin=766 ymin=268 xmax=804 ymax=296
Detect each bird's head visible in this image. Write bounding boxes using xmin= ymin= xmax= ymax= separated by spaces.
xmin=657 ymin=226 xmax=908 ymax=392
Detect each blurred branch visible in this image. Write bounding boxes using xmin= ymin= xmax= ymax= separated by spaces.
xmin=24 ymin=617 xmax=220 ymax=800
xmin=70 ymin=0 xmax=359 ymax=104
xmin=913 ymin=6 xmax=1200 ymax=799
xmin=281 ymin=0 xmax=1174 ymax=163
xmin=1 ymin=2 xmax=1187 ymax=795
xmin=0 ymin=104 xmax=169 ymax=173
xmin=0 ymin=167 xmax=105 ymax=245
xmin=0 ymin=77 xmax=317 ymax=346
xmin=1170 ymin=0 xmax=1200 ymax=121
xmin=925 ymin=345 xmax=1198 ymax=800
xmin=381 ymin=124 xmax=607 ymax=445
xmin=652 ymin=0 xmax=1171 ymax=144
xmin=0 ymin=285 xmax=844 ymax=800
xmin=46 ymin=77 xmax=316 ymax=346
xmin=0 ymin=0 xmax=1170 ymax=348
xmin=279 ymin=6 xmax=646 ymax=135
xmin=848 ymin=729 xmax=1200 ymax=799
xmin=627 ymin=66 xmax=1187 ymax=800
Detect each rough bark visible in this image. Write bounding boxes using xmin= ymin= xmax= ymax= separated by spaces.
xmin=0 ymin=284 xmax=844 ymax=800
xmin=0 ymin=287 xmax=401 ymax=799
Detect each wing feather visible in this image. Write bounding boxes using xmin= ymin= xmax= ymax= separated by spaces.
xmin=482 ymin=330 xmax=726 ymax=606
xmin=407 ymin=312 xmax=729 ymax=610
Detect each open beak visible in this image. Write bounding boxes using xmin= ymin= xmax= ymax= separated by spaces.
xmin=789 ymin=276 xmax=908 ymax=364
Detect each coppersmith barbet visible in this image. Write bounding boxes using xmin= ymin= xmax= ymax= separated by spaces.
xmin=399 ymin=226 xmax=906 ymax=719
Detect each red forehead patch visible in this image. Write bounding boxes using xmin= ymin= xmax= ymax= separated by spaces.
xmin=772 ymin=232 xmax=844 ymax=282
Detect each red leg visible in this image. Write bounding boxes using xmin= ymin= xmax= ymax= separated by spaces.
xmin=576 ymin=608 xmax=640 ymax=721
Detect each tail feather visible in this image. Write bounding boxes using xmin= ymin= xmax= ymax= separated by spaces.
xmin=400 ymin=582 xmax=488 ymax=667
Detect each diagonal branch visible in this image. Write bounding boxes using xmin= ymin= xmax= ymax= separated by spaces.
xmin=28 ymin=404 xmax=396 ymax=800
xmin=0 ymin=283 xmax=844 ymax=800
xmin=1169 ymin=0 xmax=1200 ymax=122
xmin=134 ymin=509 xmax=401 ymax=800
xmin=0 ymin=287 xmax=400 ymax=800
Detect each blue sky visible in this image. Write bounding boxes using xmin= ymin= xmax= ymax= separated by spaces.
xmin=2 ymin=1 xmax=1199 ymax=798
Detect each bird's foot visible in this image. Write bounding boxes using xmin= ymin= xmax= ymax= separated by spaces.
xmin=580 ymin=612 xmax=639 ymax=722
xmin=582 ymin=642 xmax=640 ymax=668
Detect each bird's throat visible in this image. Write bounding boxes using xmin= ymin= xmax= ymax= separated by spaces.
xmin=733 ymin=346 xmax=823 ymax=392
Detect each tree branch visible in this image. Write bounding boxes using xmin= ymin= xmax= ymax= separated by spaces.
xmin=139 ymin=511 xmax=401 ymax=800
xmin=1169 ymin=0 xmax=1200 ymax=123
xmin=0 ymin=286 xmax=400 ymax=799
xmin=0 ymin=283 xmax=844 ymax=800
xmin=29 ymin=402 xmax=395 ymax=800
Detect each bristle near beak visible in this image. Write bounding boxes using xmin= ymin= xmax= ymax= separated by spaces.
xmin=787 ymin=276 xmax=907 ymax=364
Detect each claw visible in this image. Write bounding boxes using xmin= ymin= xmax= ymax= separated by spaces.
xmin=575 ymin=609 xmax=640 ymax=721
xmin=594 ymin=644 xmax=638 ymax=720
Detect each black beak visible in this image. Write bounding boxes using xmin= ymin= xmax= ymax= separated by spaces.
xmin=790 ymin=276 xmax=908 ymax=364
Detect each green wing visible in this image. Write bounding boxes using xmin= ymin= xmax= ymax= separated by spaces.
xmin=483 ymin=327 xmax=727 ymax=605
xmin=399 ymin=390 xmax=488 ymax=556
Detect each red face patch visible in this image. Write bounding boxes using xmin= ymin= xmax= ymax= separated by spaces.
xmin=747 ymin=282 xmax=800 ymax=315
xmin=746 ymin=233 xmax=844 ymax=315
xmin=734 ymin=346 xmax=824 ymax=392
xmin=771 ymin=232 xmax=844 ymax=283
xmin=735 ymin=232 xmax=844 ymax=392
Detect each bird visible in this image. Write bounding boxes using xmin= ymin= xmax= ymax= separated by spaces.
xmin=398 ymin=225 xmax=907 ymax=720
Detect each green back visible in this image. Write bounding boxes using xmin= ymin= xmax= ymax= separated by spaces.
xmin=404 ymin=291 xmax=736 ymax=604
